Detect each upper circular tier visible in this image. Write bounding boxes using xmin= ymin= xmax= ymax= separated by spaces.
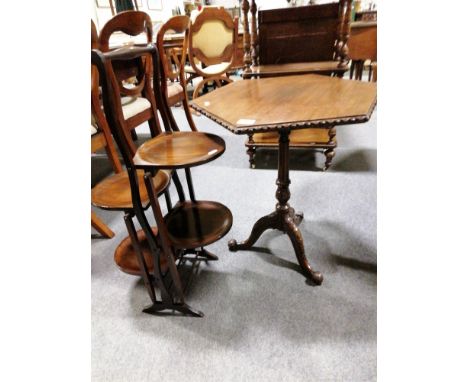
xmin=133 ymin=131 xmax=225 ymax=169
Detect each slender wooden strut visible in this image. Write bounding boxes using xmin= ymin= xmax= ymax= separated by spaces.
xmin=228 ymin=129 xmax=323 ymax=285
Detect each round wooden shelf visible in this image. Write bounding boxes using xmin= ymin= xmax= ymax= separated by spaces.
xmin=92 ymin=169 xmax=171 ymax=211
xmin=114 ymin=227 xmax=169 ymax=276
xmin=133 ymin=131 xmax=226 ymax=169
xmin=114 ymin=201 xmax=232 ymax=276
xmin=166 ymin=201 xmax=233 ymax=249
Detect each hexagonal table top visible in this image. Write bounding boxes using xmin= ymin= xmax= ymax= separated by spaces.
xmin=190 ymin=74 xmax=377 ymax=135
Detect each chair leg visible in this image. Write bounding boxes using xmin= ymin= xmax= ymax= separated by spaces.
xmin=246 ymin=134 xmax=256 ymax=168
xmin=323 ymin=148 xmax=335 ymax=171
xmin=91 ymin=211 xmax=114 ymax=238
xmin=350 ymin=61 xmax=355 ymax=79
xmin=323 ymin=126 xmax=337 ymax=171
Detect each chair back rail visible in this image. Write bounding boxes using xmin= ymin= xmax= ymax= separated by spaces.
xmin=98 ymin=11 xmax=162 ymax=141
xmin=91 ymin=19 xmax=122 ymax=173
xmin=99 ymin=11 xmax=153 ymax=97
xmin=188 ymin=7 xmax=238 ymax=77
xmin=156 ymin=15 xmax=197 ymax=131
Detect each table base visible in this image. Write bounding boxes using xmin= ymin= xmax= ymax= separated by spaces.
xmin=228 ymin=129 xmax=323 ymax=285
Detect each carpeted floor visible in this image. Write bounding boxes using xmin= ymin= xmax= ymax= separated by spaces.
xmin=91 ymin=103 xmax=377 ymax=381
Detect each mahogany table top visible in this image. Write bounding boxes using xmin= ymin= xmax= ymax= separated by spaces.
xmin=190 ymin=74 xmax=377 ymax=135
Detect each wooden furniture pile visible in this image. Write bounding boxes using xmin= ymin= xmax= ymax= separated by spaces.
xmin=91 ymin=11 xmax=232 ymax=316
xmin=91 ymin=20 xmax=123 ymax=238
xmin=91 ymin=7 xmax=377 ymax=317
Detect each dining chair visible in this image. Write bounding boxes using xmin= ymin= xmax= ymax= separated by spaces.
xmin=91 ymin=20 xmax=172 ymax=241
xmin=91 ymin=20 xmax=122 ymax=238
xmin=156 ymin=15 xmax=197 ymax=131
xmin=187 ymin=6 xmax=239 ymax=99
xmin=241 ymin=0 xmax=352 ymax=170
xmin=348 ymin=21 xmax=377 ymax=82
xmin=99 ymin=10 xmax=162 ymax=140
xmin=92 ymin=43 xmax=232 ymax=317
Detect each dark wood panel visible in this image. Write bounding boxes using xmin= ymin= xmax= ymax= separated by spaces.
xmin=258 ymin=4 xmax=340 ymax=65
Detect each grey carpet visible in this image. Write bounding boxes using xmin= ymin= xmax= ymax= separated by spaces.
xmin=92 ymin=106 xmax=377 ymax=382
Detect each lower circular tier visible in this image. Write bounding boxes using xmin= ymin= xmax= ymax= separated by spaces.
xmin=165 ymin=200 xmax=233 ymax=249
xmin=114 ymin=201 xmax=232 ymax=276
xmin=114 ymin=227 xmax=164 ymax=276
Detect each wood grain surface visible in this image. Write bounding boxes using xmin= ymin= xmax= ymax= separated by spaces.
xmin=191 ymin=74 xmax=376 ymax=134
xmin=91 ymin=169 xmax=171 ymax=210
xmin=134 ymin=131 xmax=226 ymax=169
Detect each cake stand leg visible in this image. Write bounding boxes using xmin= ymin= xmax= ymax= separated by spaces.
xmin=124 ymin=213 xmax=158 ymax=304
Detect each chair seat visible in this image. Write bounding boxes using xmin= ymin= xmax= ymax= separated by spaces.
xmin=167 ymin=82 xmax=184 ymax=106
xmin=121 ymin=96 xmax=151 ymax=120
xmin=167 ymin=82 xmax=183 ymax=99
xmin=185 ymin=62 xmax=231 ymax=76
xmin=198 ymin=62 xmax=231 ymax=75
xmin=185 ymin=64 xmax=196 ymax=74
xmin=91 ymin=169 xmax=171 ymax=211
xmin=244 ymin=61 xmax=349 ymax=78
xmin=134 ymin=131 xmax=225 ymax=169
xmin=249 ymin=128 xmax=334 ymax=147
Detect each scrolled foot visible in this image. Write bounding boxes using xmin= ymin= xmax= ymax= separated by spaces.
xmin=228 ymin=212 xmax=278 ymax=251
xmin=307 ymin=270 xmax=324 ymax=285
xmin=228 ymin=239 xmax=239 ymax=252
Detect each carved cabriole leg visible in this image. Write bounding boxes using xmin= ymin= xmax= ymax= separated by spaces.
xmin=323 ymin=126 xmax=337 ymax=171
xmin=275 ymin=130 xmax=322 ymax=283
xmin=228 ymin=211 xmax=279 ymax=251
xmin=250 ymin=0 xmax=258 ymax=68
xmin=284 ymin=215 xmax=323 ymax=284
xmin=242 ymin=0 xmax=252 ymax=77
xmin=246 ymin=133 xmax=256 ymax=168
xmin=229 ymin=129 xmax=323 ymax=284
